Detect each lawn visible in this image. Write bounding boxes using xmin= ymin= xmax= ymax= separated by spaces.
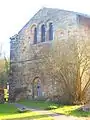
xmin=0 ymin=100 xmax=90 ymax=120
xmin=19 ymin=100 xmax=58 ymax=109
xmin=0 ymin=103 xmax=53 ymax=120
xmin=20 ymin=100 xmax=90 ymax=117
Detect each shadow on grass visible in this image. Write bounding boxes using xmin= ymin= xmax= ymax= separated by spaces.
xmin=19 ymin=100 xmax=60 ymax=110
xmin=0 ymin=103 xmax=17 ymax=115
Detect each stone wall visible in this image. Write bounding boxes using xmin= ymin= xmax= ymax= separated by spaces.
xmin=9 ymin=8 xmax=90 ymax=104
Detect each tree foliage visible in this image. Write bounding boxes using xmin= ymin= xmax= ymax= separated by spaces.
xmin=0 ymin=45 xmax=10 ymax=88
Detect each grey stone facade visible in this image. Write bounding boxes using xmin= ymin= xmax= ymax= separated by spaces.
xmin=9 ymin=7 xmax=90 ymax=103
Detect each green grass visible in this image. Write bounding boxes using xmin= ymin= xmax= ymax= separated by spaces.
xmin=0 ymin=103 xmax=17 ymax=115
xmin=0 ymin=103 xmax=53 ymax=120
xmin=20 ymin=100 xmax=90 ymax=117
xmin=52 ymin=105 xmax=90 ymax=117
xmin=1 ymin=112 xmax=53 ymax=120
xmin=0 ymin=100 xmax=90 ymax=120
xmin=19 ymin=100 xmax=58 ymax=109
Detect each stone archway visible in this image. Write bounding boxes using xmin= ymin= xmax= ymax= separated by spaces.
xmin=32 ymin=77 xmax=42 ymax=99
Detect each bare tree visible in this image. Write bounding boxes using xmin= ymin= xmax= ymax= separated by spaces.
xmin=30 ymin=28 xmax=90 ymax=104
xmin=49 ymin=29 xmax=90 ymax=104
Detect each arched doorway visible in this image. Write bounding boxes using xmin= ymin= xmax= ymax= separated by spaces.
xmin=32 ymin=77 xmax=42 ymax=99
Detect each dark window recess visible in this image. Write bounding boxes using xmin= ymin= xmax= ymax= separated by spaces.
xmin=34 ymin=27 xmax=37 ymax=44
xmin=41 ymin=24 xmax=45 ymax=42
xmin=10 ymin=50 xmax=14 ymax=59
xmin=49 ymin=23 xmax=53 ymax=40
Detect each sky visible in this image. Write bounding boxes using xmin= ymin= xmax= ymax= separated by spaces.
xmin=0 ymin=0 xmax=90 ymax=58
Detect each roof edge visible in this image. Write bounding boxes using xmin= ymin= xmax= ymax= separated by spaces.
xmin=17 ymin=7 xmax=90 ymax=34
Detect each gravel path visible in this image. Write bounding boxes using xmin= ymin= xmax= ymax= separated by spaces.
xmin=28 ymin=108 xmax=78 ymax=120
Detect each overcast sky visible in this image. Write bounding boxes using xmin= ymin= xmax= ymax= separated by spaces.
xmin=0 ymin=0 xmax=90 ymax=57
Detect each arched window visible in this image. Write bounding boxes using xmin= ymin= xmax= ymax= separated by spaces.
xmin=49 ymin=23 xmax=53 ymax=40
xmin=34 ymin=27 xmax=37 ymax=44
xmin=41 ymin=24 xmax=45 ymax=42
